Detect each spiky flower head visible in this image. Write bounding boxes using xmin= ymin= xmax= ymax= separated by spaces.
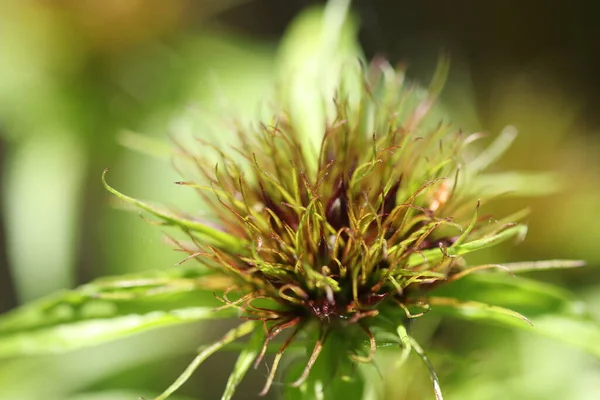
xmin=104 ymin=53 xmax=536 ymax=399
xmin=99 ymin=5 xmax=584 ymax=399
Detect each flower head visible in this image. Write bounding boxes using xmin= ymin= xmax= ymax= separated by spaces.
xmin=98 ymin=4 xmax=589 ymax=399
xmin=104 ymin=55 xmax=532 ymax=399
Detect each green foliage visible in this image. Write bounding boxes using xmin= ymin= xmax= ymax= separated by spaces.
xmin=152 ymin=321 xmax=256 ymax=400
xmin=0 ymin=266 xmax=232 ymax=357
xmin=221 ymin=328 xmax=264 ymax=400
xmin=102 ymin=169 xmax=246 ymax=252
xmin=431 ymin=274 xmax=600 ymax=357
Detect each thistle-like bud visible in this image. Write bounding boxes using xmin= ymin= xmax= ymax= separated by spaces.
xmin=104 ymin=56 xmax=538 ymax=400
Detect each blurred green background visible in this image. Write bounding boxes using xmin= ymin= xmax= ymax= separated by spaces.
xmin=0 ymin=1 xmax=599 ymax=399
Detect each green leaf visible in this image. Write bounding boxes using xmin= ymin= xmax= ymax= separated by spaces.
xmin=102 ymin=168 xmax=246 ymax=253
xmin=470 ymin=171 xmax=563 ymax=197
xmin=221 ymin=328 xmax=263 ymax=400
xmin=117 ymin=130 xmax=172 ymax=160
xmin=429 ymin=274 xmax=600 ymax=358
xmin=469 ymin=125 xmax=518 ymax=173
xmin=0 ymin=267 xmax=234 ymax=358
xmin=397 ymin=324 xmax=443 ymax=400
xmin=407 ymin=224 xmax=528 ymax=267
xmin=153 ymin=321 xmax=256 ymax=400
xmin=428 ymin=297 xmax=533 ymax=328
xmin=276 ymin=0 xmax=361 ymax=172
xmin=502 ymin=259 xmax=585 ymax=273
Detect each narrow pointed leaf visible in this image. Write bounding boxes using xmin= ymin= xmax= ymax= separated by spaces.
xmin=408 ymin=224 xmax=527 ymax=267
xmin=469 ymin=125 xmax=517 ymax=173
xmin=117 ymin=130 xmax=172 ymax=160
xmin=0 ymin=309 xmax=220 ymax=358
xmin=0 ymin=267 xmax=234 ymax=357
xmin=154 ymin=321 xmax=255 ymax=400
xmin=397 ymin=325 xmax=443 ymax=400
xmin=428 ymin=296 xmax=533 ymax=328
xmin=503 ymin=259 xmax=585 ymax=273
xmin=470 ymin=171 xmax=562 ymax=197
xmin=429 ymin=274 xmax=600 ymax=358
xmin=103 ymin=168 xmax=245 ymax=252
xmin=276 ymin=0 xmax=361 ymax=169
xmin=221 ymin=328 xmax=264 ymax=400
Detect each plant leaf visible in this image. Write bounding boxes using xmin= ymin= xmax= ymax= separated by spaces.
xmin=153 ymin=321 xmax=256 ymax=400
xmin=0 ymin=267 xmax=234 ymax=358
xmin=276 ymin=0 xmax=361 ymax=172
xmin=429 ymin=274 xmax=600 ymax=358
xmin=397 ymin=324 xmax=443 ymax=400
xmin=221 ymin=328 xmax=263 ymax=400
xmin=407 ymin=224 xmax=527 ymax=267
xmin=102 ymin=168 xmax=246 ymax=252
xmin=469 ymin=125 xmax=517 ymax=173
xmin=502 ymin=259 xmax=585 ymax=273
xmin=470 ymin=171 xmax=562 ymax=197
xmin=117 ymin=130 xmax=172 ymax=160
xmin=427 ymin=296 xmax=533 ymax=328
